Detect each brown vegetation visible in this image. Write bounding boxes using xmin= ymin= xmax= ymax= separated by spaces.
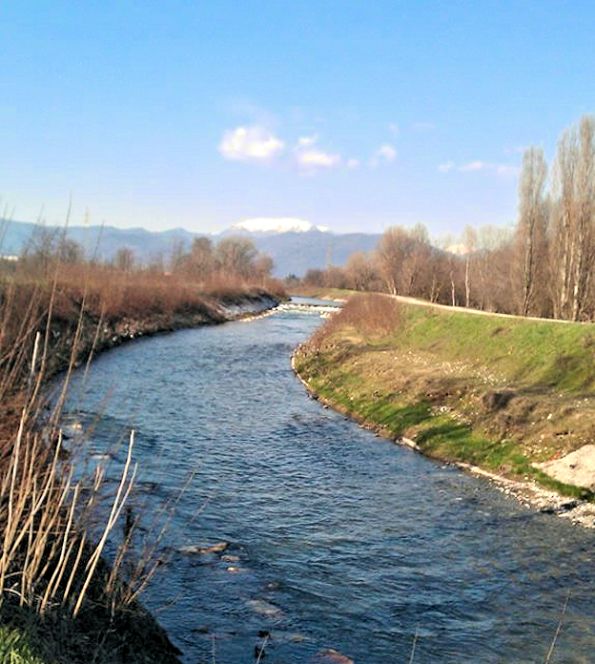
xmin=309 ymin=293 xmax=401 ymax=349
xmin=0 ymin=229 xmax=283 ymax=660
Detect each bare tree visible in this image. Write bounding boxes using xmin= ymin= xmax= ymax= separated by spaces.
xmin=375 ymin=226 xmax=421 ymax=295
xmin=188 ymin=237 xmax=215 ymax=281
xmin=515 ymin=147 xmax=548 ymax=315
xmin=253 ymin=253 xmax=274 ymax=284
xmin=462 ymin=225 xmax=477 ymax=308
xmin=551 ymin=116 xmax=595 ymax=320
xmin=401 ymin=223 xmax=431 ymax=297
xmin=345 ymin=251 xmax=378 ymax=291
xmin=215 ymin=236 xmax=258 ymax=279
xmin=114 ymin=247 xmax=135 ymax=272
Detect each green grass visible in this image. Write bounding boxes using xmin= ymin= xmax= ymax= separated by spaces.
xmin=295 ymin=296 xmax=595 ymax=500
xmin=395 ymin=306 xmax=595 ymax=394
xmin=0 ymin=627 xmax=47 ymax=664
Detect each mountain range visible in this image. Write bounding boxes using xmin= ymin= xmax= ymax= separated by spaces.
xmin=0 ymin=218 xmax=381 ymax=277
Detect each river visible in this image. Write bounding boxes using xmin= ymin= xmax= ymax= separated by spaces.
xmin=64 ymin=300 xmax=595 ymax=663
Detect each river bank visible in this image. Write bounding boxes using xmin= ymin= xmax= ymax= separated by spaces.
xmin=43 ymin=288 xmax=281 ymax=380
xmin=0 ymin=287 xmax=282 ymax=664
xmin=292 ymin=293 xmax=595 ymax=528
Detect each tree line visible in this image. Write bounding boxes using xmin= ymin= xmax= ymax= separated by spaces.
xmin=16 ymin=229 xmax=275 ymax=285
xmin=298 ymin=115 xmax=595 ymax=321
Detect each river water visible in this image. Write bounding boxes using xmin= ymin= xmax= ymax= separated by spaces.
xmin=65 ymin=300 xmax=594 ymax=663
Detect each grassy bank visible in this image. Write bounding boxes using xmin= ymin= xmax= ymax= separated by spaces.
xmin=293 ymin=294 xmax=595 ymax=502
xmin=0 ymin=262 xmax=283 ymax=663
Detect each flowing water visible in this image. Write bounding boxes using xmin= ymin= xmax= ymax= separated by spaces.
xmin=65 ymin=300 xmax=595 ymax=663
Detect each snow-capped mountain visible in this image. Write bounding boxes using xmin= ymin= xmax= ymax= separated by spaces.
xmin=229 ymin=217 xmax=329 ymax=234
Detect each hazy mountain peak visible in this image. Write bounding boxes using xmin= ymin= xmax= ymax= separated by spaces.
xmin=230 ymin=217 xmax=329 ymax=234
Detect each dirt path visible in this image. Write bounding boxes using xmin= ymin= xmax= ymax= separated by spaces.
xmin=389 ymin=293 xmax=582 ymax=324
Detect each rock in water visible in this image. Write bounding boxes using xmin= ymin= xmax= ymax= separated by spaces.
xmin=246 ymin=599 xmax=284 ymax=619
xmin=316 ymin=648 xmax=354 ymax=664
xmin=179 ymin=541 xmax=229 ymax=555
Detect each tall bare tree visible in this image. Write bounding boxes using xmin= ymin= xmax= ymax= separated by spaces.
xmin=551 ymin=116 xmax=595 ymax=320
xmin=462 ymin=225 xmax=477 ymax=308
xmin=515 ymin=147 xmax=548 ymax=315
xmin=376 ymin=226 xmax=407 ymax=295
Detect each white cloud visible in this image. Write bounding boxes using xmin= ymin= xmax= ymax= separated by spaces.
xmin=346 ymin=158 xmax=360 ymax=169
xmin=219 ymin=126 xmax=284 ymax=162
xmin=377 ymin=144 xmax=397 ymax=161
xmin=294 ymin=135 xmax=341 ymax=172
xmin=370 ymin=143 xmax=397 ymax=167
xmin=297 ymin=149 xmax=341 ymax=168
xmin=438 ymin=161 xmax=455 ymax=173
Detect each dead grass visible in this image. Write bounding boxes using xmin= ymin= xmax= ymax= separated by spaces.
xmin=0 ymin=255 xmax=283 ymax=661
xmin=309 ymin=293 xmax=401 ymax=350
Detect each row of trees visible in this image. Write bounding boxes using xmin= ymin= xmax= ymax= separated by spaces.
xmin=301 ymin=222 xmax=517 ymax=314
xmin=170 ymin=236 xmax=274 ymax=284
xmin=18 ymin=228 xmax=275 ymax=285
xmin=517 ymin=116 xmax=594 ymax=320
xmin=301 ymin=115 xmax=595 ymax=321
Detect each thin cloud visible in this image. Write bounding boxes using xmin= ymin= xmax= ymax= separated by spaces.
xmin=297 ymin=134 xmax=318 ymax=147
xmin=439 ymin=159 xmax=520 ymax=177
xmin=297 ymin=148 xmax=341 ymax=169
xmin=459 ymin=160 xmax=486 ymax=172
xmin=219 ymin=126 xmax=285 ymax=162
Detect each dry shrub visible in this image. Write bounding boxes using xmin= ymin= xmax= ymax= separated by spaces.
xmin=0 ymin=269 xmax=149 ymax=620
xmin=340 ymin=293 xmax=402 ymax=335
xmin=0 ymin=252 xmax=283 ymax=634
xmin=308 ymin=293 xmax=402 ymax=350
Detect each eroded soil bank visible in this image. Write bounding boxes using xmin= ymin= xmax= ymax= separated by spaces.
xmin=292 ymin=293 xmax=595 ymax=528
xmin=45 ymin=289 xmax=281 ymax=379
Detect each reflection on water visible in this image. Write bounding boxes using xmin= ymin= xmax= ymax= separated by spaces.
xmin=66 ymin=301 xmax=595 ymax=663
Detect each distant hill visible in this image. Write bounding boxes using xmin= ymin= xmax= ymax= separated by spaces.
xmin=247 ymin=230 xmax=380 ymax=276
xmin=0 ymin=219 xmax=380 ymax=277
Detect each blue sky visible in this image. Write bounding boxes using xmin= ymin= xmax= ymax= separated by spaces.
xmin=1 ymin=1 xmax=594 ymax=236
